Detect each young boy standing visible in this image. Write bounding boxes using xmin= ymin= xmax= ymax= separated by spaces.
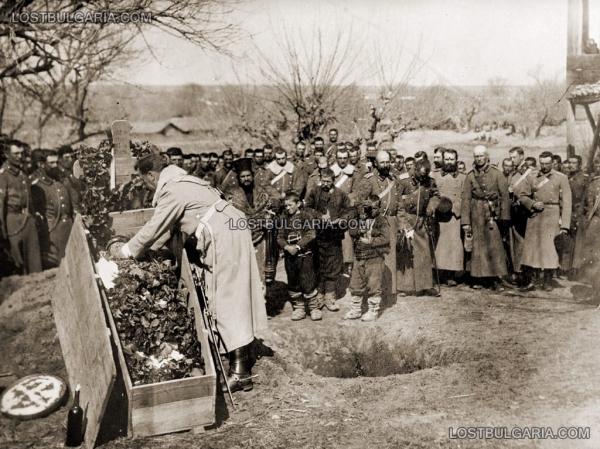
xmin=277 ymin=192 xmax=321 ymax=321
xmin=345 ymin=195 xmax=390 ymax=321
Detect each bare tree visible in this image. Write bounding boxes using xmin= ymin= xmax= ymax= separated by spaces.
xmin=368 ymin=40 xmax=425 ymax=142
xmin=253 ymin=25 xmax=360 ymax=143
xmin=217 ymin=69 xmax=288 ymax=147
xmin=514 ymin=67 xmax=565 ymax=138
xmin=487 ymin=77 xmax=508 ymax=97
xmin=0 ymin=0 xmax=240 ymax=140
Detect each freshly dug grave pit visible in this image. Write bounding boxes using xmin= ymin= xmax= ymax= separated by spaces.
xmin=300 ymin=331 xmax=464 ymax=378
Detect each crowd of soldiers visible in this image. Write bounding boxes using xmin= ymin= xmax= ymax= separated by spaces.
xmin=0 ymin=139 xmax=79 ymax=276
xmin=147 ymin=130 xmax=600 ymax=321
xmin=3 ymin=129 xmax=600 ymax=323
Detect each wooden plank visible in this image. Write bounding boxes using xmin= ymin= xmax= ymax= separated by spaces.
xmin=131 ymin=396 xmax=215 ymax=437
xmin=586 ymin=113 xmax=600 ymax=174
xmin=109 ymin=209 xmax=155 ymax=238
xmin=52 ymin=215 xmax=116 ymax=449
xmin=132 ymin=376 xmax=214 ymax=408
xmin=583 ymin=103 xmax=596 ymax=130
xmin=568 ymin=0 xmax=583 ymax=57
xmin=97 ymin=287 xmax=133 ymax=439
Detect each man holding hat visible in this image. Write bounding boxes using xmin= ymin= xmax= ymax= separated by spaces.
xmin=434 ymin=148 xmax=466 ymax=286
xmin=396 ymin=158 xmax=441 ymax=296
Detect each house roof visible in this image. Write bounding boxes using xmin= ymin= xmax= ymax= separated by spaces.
xmin=129 ymin=116 xmax=205 ymax=135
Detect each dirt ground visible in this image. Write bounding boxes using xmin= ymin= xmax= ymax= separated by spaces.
xmin=1 ymin=259 xmax=600 ymax=449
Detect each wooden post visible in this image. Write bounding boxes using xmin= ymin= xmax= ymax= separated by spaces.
xmin=586 ymin=113 xmax=600 ymax=173
xmin=568 ymin=0 xmax=584 ymax=58
xmin=582 ymin=0 xmax=589 ymax=47
xmin=110 ymin=120 xmax=133 ymax=188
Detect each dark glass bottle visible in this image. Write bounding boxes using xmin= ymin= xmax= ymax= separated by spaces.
xmin=65 ymin=384 xmax=83 ymax=447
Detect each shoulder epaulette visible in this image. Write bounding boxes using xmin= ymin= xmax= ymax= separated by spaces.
xmin=364 ymin=172 xmax=374 ymax=179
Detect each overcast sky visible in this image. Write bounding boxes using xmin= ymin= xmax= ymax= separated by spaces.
xmin=119 ymin=0 xmax=579 ymax=87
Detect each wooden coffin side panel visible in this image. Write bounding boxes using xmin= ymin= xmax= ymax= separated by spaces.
xmin=52 ymin=215 xmax=116 ymax=449
xmin=130 ymin=396 xmax=215 ymax=437
xmin=97 ymin=286 xmax=134 ymax=440
xmin=128 ymin=249 xmax=217 ymax=437
xmin=108 ymin=208 xmax=155 ymax=238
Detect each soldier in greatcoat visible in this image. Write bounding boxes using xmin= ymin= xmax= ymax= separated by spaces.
xmin=330 ymin=148 xmax=357 ymax=277
xmin=461 ymin=145 xmax=511 ymax=290
xmin=0 ymin=141 xmax=42 ymax=274
xmin=265 ymin=147 xmax=305 ymax=200
xmin=563 ymin=155 xmax=587 ymax=276
xmin=434 ymin=149 xmax=466 ymax=286
xmin=507 ymin=146 xmax=532 ymax=282
xmin=113 ymin=156 xmax=268 ymax=393
xmin=305 ymin=157 xmax=329 ymax=198
xmin=31 ymin=150 xmax=74 ymax=268
xmin=514 ymin=151 xmax=572 ymax=291
xmin=396 ymin=159 xmax=441 ymax=296
xmin=578 ymin=158 xmax=600 ymax=294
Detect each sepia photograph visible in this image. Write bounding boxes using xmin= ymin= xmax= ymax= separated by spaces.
xmin=0 ymin=0 xmax=599 ymax=448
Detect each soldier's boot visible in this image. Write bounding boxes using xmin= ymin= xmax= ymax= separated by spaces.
xmin=361 ymin=296 xmax=381 ymax=321
xmin=344 ymin=296 xmax=363 ymax=320
xmin=323 ymin=291 xmax=340 ymax=311
xmin=224 ymin=345 xmax=253 ymax=393
xmin=541 ymin=270 xmax=553 ymax=292
xmin=306 ymin=290 xmax=322 ymax=321
xmin=290 ymin=292 xmax=306 ymax=321
xmin=316 ymin=291 xmax=325 ymax=309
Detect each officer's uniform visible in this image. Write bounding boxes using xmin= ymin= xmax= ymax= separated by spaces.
xmin=461 ymin=163 xmax=510 ymax=278
xmin=0 ymin=165 xmax=42 ymax=274
xmin=31 ymin=174 xmax=74 ymax=268
xmin=508 ymin=162 xmax=533 ymax=272
xmin=515 ymin=169 xmax=572 ymax=270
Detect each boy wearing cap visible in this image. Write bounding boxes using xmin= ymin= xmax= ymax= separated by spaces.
xmin=277 ymin=192 xmax=321 ymax=321
xmin=345 ymin=195 xmax=390 ymax=321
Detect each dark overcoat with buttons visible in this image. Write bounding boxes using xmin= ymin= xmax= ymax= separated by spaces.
xmin=31 ymin=175 xmax=74 ymax=267
xmin=461 ymin=163 xmax=510 ymax=278
xmin=0 ymin=164 xmax=42 ymax=274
